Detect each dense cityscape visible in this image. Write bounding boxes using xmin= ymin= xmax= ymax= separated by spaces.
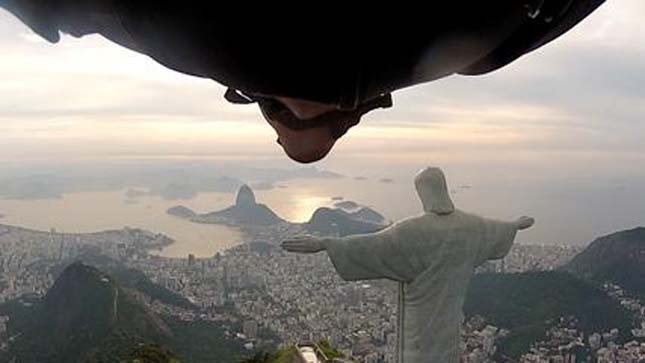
xmin=0 ymin=184 xmax=644 ymax=363
xmin=2 ymin=208 xmax=643 ymax=363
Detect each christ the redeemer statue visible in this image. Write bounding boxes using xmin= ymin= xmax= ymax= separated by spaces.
xmin=282 ymin=167 xmax=534 ymax=363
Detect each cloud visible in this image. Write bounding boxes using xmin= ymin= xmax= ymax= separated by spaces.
xmin=358 ymin=0 xmax=645 ymax=159
xmin=0 ymin=1 xmax=643 ymax=163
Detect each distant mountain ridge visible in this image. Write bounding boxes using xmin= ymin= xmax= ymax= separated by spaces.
xmin=0 ymin=164 xmax=343 ymax=200
xmin=334 ymin=200 xmax=360 ymax=210
xmin=168 ymin=185 xmax=389 ymax=238
xmin=167 ymin=205 xmax=197 ymax=219
xmin=189 ymin=184 xmax=286 ymax=226
xmin=350 ymin=207 xmax=387 ymax=225
xmin=305 ymin=207 xmax=386 ymax=237
xmin=565 ymin=226 xmax=645 ymax=298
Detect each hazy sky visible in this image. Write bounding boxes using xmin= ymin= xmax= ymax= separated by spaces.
xmin=1 ymin=2 xmax=644 ymax=245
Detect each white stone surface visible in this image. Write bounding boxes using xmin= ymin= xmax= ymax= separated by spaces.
xmin=282 ymin=167 xmax=534 ymax=363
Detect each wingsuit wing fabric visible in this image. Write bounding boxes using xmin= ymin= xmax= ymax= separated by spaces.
xmin=1 ymin=1 xmax=605 ymax=107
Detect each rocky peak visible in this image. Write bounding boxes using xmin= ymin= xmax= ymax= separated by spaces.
xmin=235 ymin=184 xmax=257 ymax=207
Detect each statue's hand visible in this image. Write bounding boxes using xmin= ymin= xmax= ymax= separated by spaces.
xmin=515 ymin=216 xmax=535 ymax=230
xmin=281 ymin=235 xmax=326 ymax=254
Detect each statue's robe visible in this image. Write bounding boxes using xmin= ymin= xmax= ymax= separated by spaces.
xmin=324 ymin=210 xmax=519 ymax=363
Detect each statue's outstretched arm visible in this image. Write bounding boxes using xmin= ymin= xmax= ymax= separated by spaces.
xmin=281 ymin=228 xmax=394 ymax=254
xmin=515 ymin=216 xmax=535 ymax=230
xmin=281 ymin=235 xmax=329 ymax=254
xmin=283 ymin=222 xmax=416 ymax=282
xmin=477 ymin=215 xmax=535 ymax=263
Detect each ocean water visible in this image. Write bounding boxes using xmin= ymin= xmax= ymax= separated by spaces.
xmin=0 ymin=176 xmax=415 ymax=257
xmin=2 ymin=173 xmax=645 ymax=257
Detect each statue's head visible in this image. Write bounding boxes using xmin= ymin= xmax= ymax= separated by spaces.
xmin=414 ymin=167 xmax=455 ymax=215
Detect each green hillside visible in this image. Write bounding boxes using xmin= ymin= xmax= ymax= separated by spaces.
xmin=0 ymin=263 xmax=244 ymax=363
xmin=464 ymin=271 xmax=633 ymax=359
xmin=565 ymin=227 xmax=645 ymax=299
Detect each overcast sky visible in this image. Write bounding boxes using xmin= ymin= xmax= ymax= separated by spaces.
xmin=1 ymin=2 xmax=644 ymax=245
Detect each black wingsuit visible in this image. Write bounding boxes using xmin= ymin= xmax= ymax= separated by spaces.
xmin=2 ymin=1 xmax=604 ymax=109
